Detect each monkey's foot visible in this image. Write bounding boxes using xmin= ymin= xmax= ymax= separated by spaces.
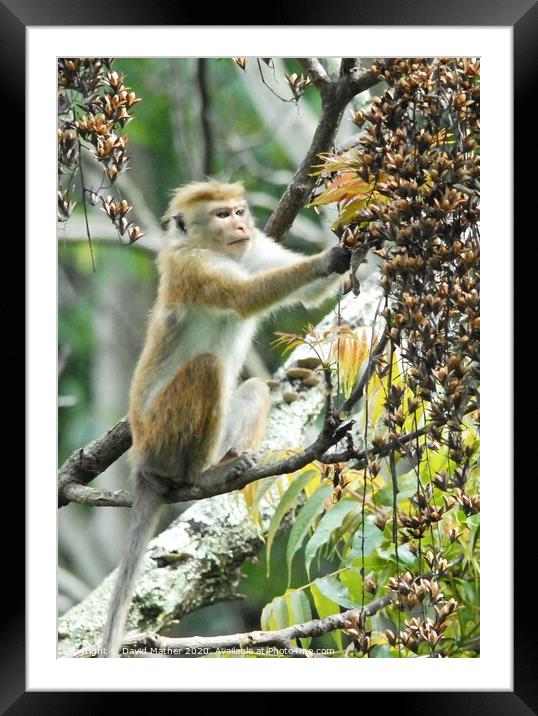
xmin=197 ymin=452 xmax=257 ymax=491
xmin=219 ymin=447 xmax=240 ymax=462
xmin=225 ymin=451 xmax=257 ymax=476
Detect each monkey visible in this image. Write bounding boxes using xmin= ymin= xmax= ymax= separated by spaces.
xmin=100 ymin=180 xmax=351 ymax=656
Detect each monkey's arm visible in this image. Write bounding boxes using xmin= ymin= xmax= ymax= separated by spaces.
xmin=245 ymin=232 xmax=344 ymax=308
xmin=161 ymin=247 xmax=349 ymax=318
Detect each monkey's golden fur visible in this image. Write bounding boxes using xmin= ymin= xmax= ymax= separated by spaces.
xmin=156 ymin=248 xmax=323 ymax=319
xmin=163 ymin=180 xmax=245 ymax=219
xmin=130 ymin=352 xmax=223 ymax=479
xmin=101 ymin=180 xmax=350 ymax=657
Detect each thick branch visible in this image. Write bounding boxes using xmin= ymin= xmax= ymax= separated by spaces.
xmin=75 ymin=556 xmax=462 ymax=658
xmin=58 ymin=418 xmax=131 ymax=507
xmin=263 ymin=66 xmax=379 ymax=242
xmin=60 ymin=483 xmax=133 ymax=508
xmin=76 ymin=592 xmax=397 ymax=657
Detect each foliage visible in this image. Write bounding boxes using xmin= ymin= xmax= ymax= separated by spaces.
xmin=247 ymin=58 xmax=480 ymax=658
xmin=58 ymin=58 xmax=144 ymax=249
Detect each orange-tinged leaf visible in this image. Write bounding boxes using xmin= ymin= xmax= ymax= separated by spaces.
xmin=308 ymin=173 xmax=374 ymax=208
xmin=330 ymin=327 xmax=372 ymax=398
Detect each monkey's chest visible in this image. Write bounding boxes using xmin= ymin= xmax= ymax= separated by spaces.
xmin=179 ymin=308 xmax=255 ymax=364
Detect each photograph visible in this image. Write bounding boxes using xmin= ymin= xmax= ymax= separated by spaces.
xmin=13 ymin=5 xmax=530 ymax=706
xmin=57 ymin=56 xmax=481 ymax=662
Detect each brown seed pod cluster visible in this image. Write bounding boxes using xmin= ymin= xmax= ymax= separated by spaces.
xmin=310 ymin=59 xmax=480 ymax=654
xmin=386 ymin=572 xmax=458 ymax=655
xmin=342 ymin=611 xmax=372 ymax=656
xmin=375 ymin=59 xmax=479 ymax=582
xmin=57 ymin=58 xmax=143 ymax=243
xmin=317 ymin=62 xmax=479 ymax=479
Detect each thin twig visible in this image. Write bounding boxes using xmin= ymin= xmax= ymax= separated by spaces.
xmin=339 ymin=331 xmax=389 ymax=417
xmin=77 ymin=138 xmax=96 ymax=272
xmin=256 ymin=59 xmax=295 ymax=104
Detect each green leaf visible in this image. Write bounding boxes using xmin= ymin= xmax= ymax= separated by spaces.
xmin=349 ymin=552 xmax=392 ymax=574
xmin=260 ymin=602 xmax=272 ymax=631
xmin=261 ymin=589 xmax=313 ymax=651
xmin=349 ymin=517 xmax=386 ymax=560
xmin=313 ymin=573 xmax=360 ymax=609
xmin=466 ymin=513 xmax=480 ymax=530
xmin=310 ymin=582 xmax=343 ymax=651
xmin=286 ymin=485 xmax=333 ymax=584
xmin=379 ymin=543 xmax=418 ymax=567
xmin=260 ymin=593 xmax=290 ymax=632
xmin=285 ymin=589 xmax=312 ymax=649
xmin=459 ymin=580 xmax=476 ymax=605
xmin=266 ymin=469 xmax=318 ymax=575
xmin=339 ymin=568 xmax=363 ymax=604
xmin=369 ymin=642 xmax=394 ymax=658
xmin=247 ymin=475 xmax=282 ymax=534
xmin=251 ymin=475 xmax=282 ymax=516
xmin=304 ymin=498 xmax=359 ymax=577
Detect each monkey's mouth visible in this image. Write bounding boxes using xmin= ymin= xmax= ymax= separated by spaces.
xmin=228 ymin=238 xmax=250 ymax=245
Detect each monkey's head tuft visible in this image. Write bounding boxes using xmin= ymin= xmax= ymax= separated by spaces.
xmin=164 ymin=181 xmax=245 ymax=220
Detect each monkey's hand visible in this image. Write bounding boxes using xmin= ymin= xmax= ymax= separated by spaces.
xmin=319 ymin=246 xmax=352 ymax=277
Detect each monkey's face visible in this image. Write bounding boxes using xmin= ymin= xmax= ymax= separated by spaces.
xmin=205 ymin=200 xmax=253 ymax=257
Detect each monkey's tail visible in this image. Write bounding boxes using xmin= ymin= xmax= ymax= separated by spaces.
xmin=100 ymin=470 xmax=163 ymax=658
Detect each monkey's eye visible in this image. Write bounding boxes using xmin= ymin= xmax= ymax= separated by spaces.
xmin=216 ymin=210 xmax=230 ymax=219
xmin=174 ymin=214 xmax=186 ymax=232
xmin=236 ymin=208 xmax=245 ymax=217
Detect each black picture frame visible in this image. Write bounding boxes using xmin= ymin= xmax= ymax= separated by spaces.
xmin=11 ymin=0 xmax=535 ymax=711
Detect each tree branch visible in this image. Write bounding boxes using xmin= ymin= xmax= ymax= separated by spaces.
xmin=320 ymin=401 xmax=479 ymax=467
xmin=168 ymin=59 xmax=200 ymax=179
xmin=340 ymin=58 xmax=362 ymax=77
xmin=298 ymin=58 xmax=331 ymax=88
xmin=197 ymin=58 xmax=214 ymax=177
xmin=58 ymin=418 xmax=131 ymax=507
xmin=76 ymin=592 xmax=397 ymax=657
xmin=74 ymin=556 xmax=462 ymax=657
xmin=263 ymin=63 xmax=379 ymax=242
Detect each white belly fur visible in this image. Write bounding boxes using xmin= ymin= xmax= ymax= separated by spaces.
xmin=143 ymin=307 xmax=257 ymax=414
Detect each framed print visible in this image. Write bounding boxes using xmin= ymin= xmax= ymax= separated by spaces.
xmin=12 ymin=0 xmax=535 ymax=710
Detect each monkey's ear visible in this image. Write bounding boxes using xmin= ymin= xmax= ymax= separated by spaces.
xmin=173 ymin=214 xmax=186 ymax=233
